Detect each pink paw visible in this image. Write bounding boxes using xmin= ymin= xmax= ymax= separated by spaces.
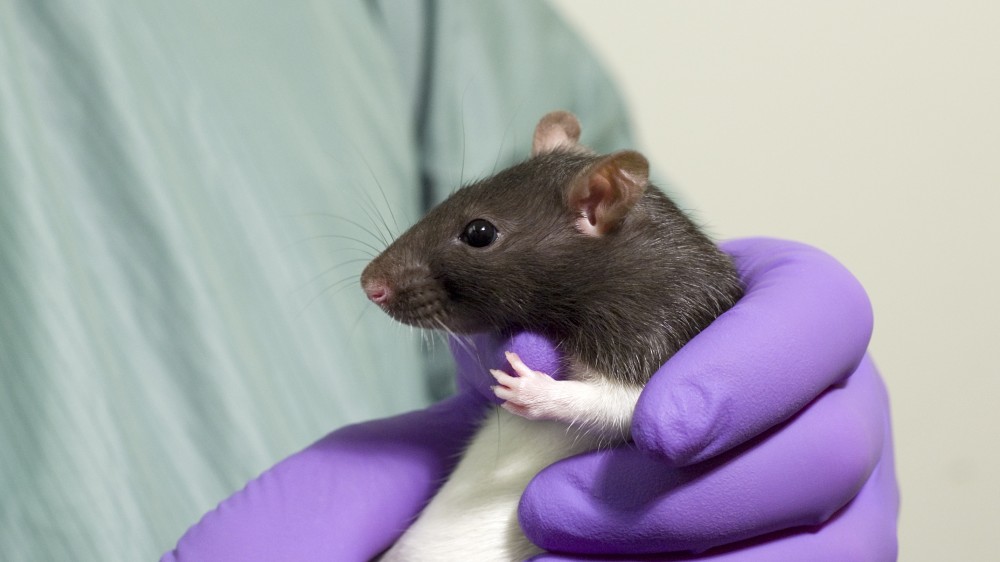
xmin=491 ymin=351 xmax=563 ymax=421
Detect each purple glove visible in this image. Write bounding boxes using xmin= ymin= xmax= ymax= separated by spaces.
xmin=161 ymin=337 xmax=559 ymax=561
xmin=163 ymin=238 xmax=898 ymax=561
xmin=514 ymin=238 xmax=899 ymax=560
xmin=161 ymin=392 xmax=485 ymax=561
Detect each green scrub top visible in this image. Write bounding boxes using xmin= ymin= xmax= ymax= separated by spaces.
xmin=0 ymin=0 xmax=633 ymax=558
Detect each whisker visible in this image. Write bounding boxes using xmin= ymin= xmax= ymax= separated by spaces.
xmin=298 ymin=273 xmax=365 ymax=314
xmin=353 ymin=145 xmax=401 ymax=238
xmin=459 ymin=79 xmax=471 ymax=187
xmin=349 ymin=303 xmax=374 ymax=336
xmin=358 ymin=205 xmax=394 ymax=249
xmin=295 ymin=257 xmax=372 ymax=294
xmin=298 ymin=233 xmax=383 ymax=256
xmin=433 ymin=319 xmax=478 ymax=362
xmin=492 ymin=99 xmax=527 ymax=175
xmin=495 ymin=405 xmax=502 ymax=461
xmin=295 ymin=211 xmax=389 ymax=248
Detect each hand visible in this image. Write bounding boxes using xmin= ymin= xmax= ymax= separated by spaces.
xmin=161 ymin=392 xmax=488 ymax=561
xmin=161 ymin=333 xmax=561 ymax=562
xmin=511 ymin=238 xmax=899 ymax=560
xmin=163 ymin=238 xmax=898 ymax=561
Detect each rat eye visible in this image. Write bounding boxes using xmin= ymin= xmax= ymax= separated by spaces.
xmin=460 ymin=219 xmax=497 ymax=248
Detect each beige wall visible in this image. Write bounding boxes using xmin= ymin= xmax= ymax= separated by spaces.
xmin=550 ymin=1 xmax=1000 ymax=560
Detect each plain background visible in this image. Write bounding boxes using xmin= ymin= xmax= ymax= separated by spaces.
xmin=549 ymin=1 xmax=999 ymax=561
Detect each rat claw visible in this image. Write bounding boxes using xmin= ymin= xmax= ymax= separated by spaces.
xmin=504 ymin=351 xmax=532 ymax=376
xmin=505 ymin=351 xmax=549 ymax=381
xmin=492 ymin=385 xmax=514 ymax=401
xmin=490 ymin=369 xmax=517 ymax=387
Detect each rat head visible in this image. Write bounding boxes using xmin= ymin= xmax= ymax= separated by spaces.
xmin=360 ymin=111 xmax=650 ymax=335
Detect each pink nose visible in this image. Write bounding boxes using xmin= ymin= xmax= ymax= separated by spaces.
xmin=363 ymin=279 xmax=391 ymax=305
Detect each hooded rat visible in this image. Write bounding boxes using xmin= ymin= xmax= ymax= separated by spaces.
xmin=361 ymin=111 xmax=742 ymax=559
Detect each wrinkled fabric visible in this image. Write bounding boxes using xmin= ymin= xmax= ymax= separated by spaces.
xmin=0 ymin=0 xmax=632 ymax=559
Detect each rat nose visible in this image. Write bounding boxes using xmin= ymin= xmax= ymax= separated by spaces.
xmin=363 ymin=279 xmax=391 ymax=305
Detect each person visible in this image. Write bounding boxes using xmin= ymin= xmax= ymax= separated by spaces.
xmin=1 ymin=1 xmax=897 ymax=560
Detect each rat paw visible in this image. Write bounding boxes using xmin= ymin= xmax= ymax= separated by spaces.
xmin=490 ymin=351 xmax=564 ymax=421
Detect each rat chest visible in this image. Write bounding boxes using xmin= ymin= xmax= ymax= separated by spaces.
xmin=378 ymin=409 xmax=602 ymax=561
xmin=379 ymin=362 xmax=645 ymax=560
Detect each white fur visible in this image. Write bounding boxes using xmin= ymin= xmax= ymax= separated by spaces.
xmin=380 ymin=357 xmax=643 ymax=561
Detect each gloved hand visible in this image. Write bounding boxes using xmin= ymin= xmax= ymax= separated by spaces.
xmin=160 ymin=391 xmax=486 ymax=561
xmin=513 ymin=238 xmax=899 ymax=560
xmin=161 ymin=339 xmax=562 ymax=561
xmin=162 ymin=238 xmax=898 ymax=561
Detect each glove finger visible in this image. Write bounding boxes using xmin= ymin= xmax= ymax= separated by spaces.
xmin=634 ymin=238 xmax=874 ymax=466
xmin=528 ymin=416 xmax=898 ymax=562
xmin=163 ymin=392 xmax=485 ymax=561
xmin=521 ymin=357 xmax=889 ymax=555
xmin=451 ymin=331 xmax=564 ymax=404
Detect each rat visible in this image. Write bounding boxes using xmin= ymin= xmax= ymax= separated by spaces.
xmin=361 ymin=111 xmax=743 ymax=560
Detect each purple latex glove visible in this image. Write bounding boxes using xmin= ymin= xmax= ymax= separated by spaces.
xmin=163 ymin=238 xmax=898 ymax=561
xmin=162 ymin=393 xmax=484 ymax=561
xmin=162 ymin=335 xmax=556 ymax=562
xmin=515 ymin=238 xmax=899 ymax=560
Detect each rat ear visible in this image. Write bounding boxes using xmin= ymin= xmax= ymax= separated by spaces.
xmin=567 ymin=150 xmax=649 ymax=236
xmin=532 ymin=111 xmax=582 ymax=156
